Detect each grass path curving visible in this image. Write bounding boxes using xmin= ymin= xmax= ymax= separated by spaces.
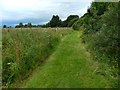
xmin=23 ymin=31 xmax=111 ymax=88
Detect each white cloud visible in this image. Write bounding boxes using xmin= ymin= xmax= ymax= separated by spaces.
xmin=1 ymin=0 xmax=92 ymax=26
xmin=1 ymin=0 xmax=63 ymax=12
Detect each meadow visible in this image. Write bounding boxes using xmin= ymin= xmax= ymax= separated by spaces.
xmin=2 ymin=28 xmax=72 ymax=87
xmin=2 ymin=28 xmax=118 ymax=88
xmin=1 ymin=1 xmax=119 ymax=88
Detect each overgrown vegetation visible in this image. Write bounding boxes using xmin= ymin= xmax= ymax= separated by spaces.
xmin=23 ymin=31 xmax=116 ymax=88
xmin=2 ymin=28 xmax=72 ymax=87
xmin=72 ymin=2 xmax=119 ymax=87
xmin=2 ymin=1 xmax=119 ymax=88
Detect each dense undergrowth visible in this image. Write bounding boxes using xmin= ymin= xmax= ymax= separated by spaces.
xmin=73 ymin=2 xmax=119 ymax=87
xmin=2 ymin=28 xmax=72 ymax=87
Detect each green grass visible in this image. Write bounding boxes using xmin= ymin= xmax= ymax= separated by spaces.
xmin=21 ymin=31 xmax=115 ymax=88
xmin=2 ymin=28 xmax=72 ymax=87
xmin=2 ymin=28 xmax=117 ymax=88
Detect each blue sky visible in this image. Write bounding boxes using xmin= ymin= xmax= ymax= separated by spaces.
xmin=0 ymin=0 xmax=92 ymax=27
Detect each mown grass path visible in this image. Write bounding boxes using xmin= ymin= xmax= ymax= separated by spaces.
xmin=23 ymin=31 xmax=111 ymax=88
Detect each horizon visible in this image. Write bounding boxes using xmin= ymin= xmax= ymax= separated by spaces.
xmin=0 ymin=0 xmax=92 ymax=27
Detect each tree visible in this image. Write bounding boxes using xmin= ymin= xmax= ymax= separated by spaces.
xmin=19 ymin=22 xmax=23 ymax=27
xmin=3 ymin=25 xmax=7 ymax=28
xmin=72 ymin=2 xmax=119 ymax=66
xmin=67 ymin=18 xmax=79 ymax=27
xmin=24 ymin=24 xmax=27 ymax=28
xmin=49 ymin=15 xmax=61 ymax=27
xmin=61 ymin=15 xmax=79 ymax=27
xmin=15 ymin=22 xmax=23 ymax=28
xmin=27 ymin=23 xmax=32 ymax=28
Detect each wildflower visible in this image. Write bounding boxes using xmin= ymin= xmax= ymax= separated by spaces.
xmin=7 ymin=63 xmax=11 ymax=65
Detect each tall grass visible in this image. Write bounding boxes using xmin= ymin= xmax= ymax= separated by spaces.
xmin=0 ymin=29 xmax=2 ymax=89
xmin=2 ymin=28 xmax=72 ymax=87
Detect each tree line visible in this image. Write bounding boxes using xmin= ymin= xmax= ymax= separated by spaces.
xmin=3 ymin=15 xmax=79 ymax=28
xmin=43 ymin=15 xmax=79 ymax=28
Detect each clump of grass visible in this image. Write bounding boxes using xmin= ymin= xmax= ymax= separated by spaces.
xmin=2 ymin=28 xmax=72 ymax=87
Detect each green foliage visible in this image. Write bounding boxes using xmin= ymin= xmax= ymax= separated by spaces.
xmin=23 ymin=32 xmax=117 ymax=88
xmin=3 ymin=25 xmax=7 ymax=28
xmin=15 ymin=23 xmax=24 ymax=28
xmin=90 ymin=2 xmax=109 ymax=16
xmin=15 ymin=15 xmax=79 ymax=28
xmin=73 ymin=2 xmax=119 ymax=67
xmin=85 ymin=2 xmax=119 ymax=65
xmin=2 ymin=28 xmax=72 ymax=87
xmin=61 ymin=15 xmax=79 ymax=27
xmin=42 ymin=15 xmax=79 ymax=28
xmin=67 ymin=18 xmax=79 ymax=27
xmin=73 ymin=2 xmax=119 ymax=88
xmin=49 ymin=15 xmax=62 ymax=27
xmin=73 ymin=2 xmax=109 ymax=32
xmin=26 ymin=23 xmax=32 ymax=28
xmin=15 ymin=23 xmax=32 ymax=28
xmin=72 ymin=18 xmax=83 ymax=30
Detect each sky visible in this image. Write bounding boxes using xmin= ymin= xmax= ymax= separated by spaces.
xmin=0 ymin=0 xmax=93 ymax=27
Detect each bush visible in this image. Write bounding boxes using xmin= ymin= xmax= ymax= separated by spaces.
xmin=67 ymin=18 xmax=79 ymax=27
xmin=73 ymin=2 xmax=119 ymax=66
xmin=72 ymin=18 xmax=83 ymax=30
